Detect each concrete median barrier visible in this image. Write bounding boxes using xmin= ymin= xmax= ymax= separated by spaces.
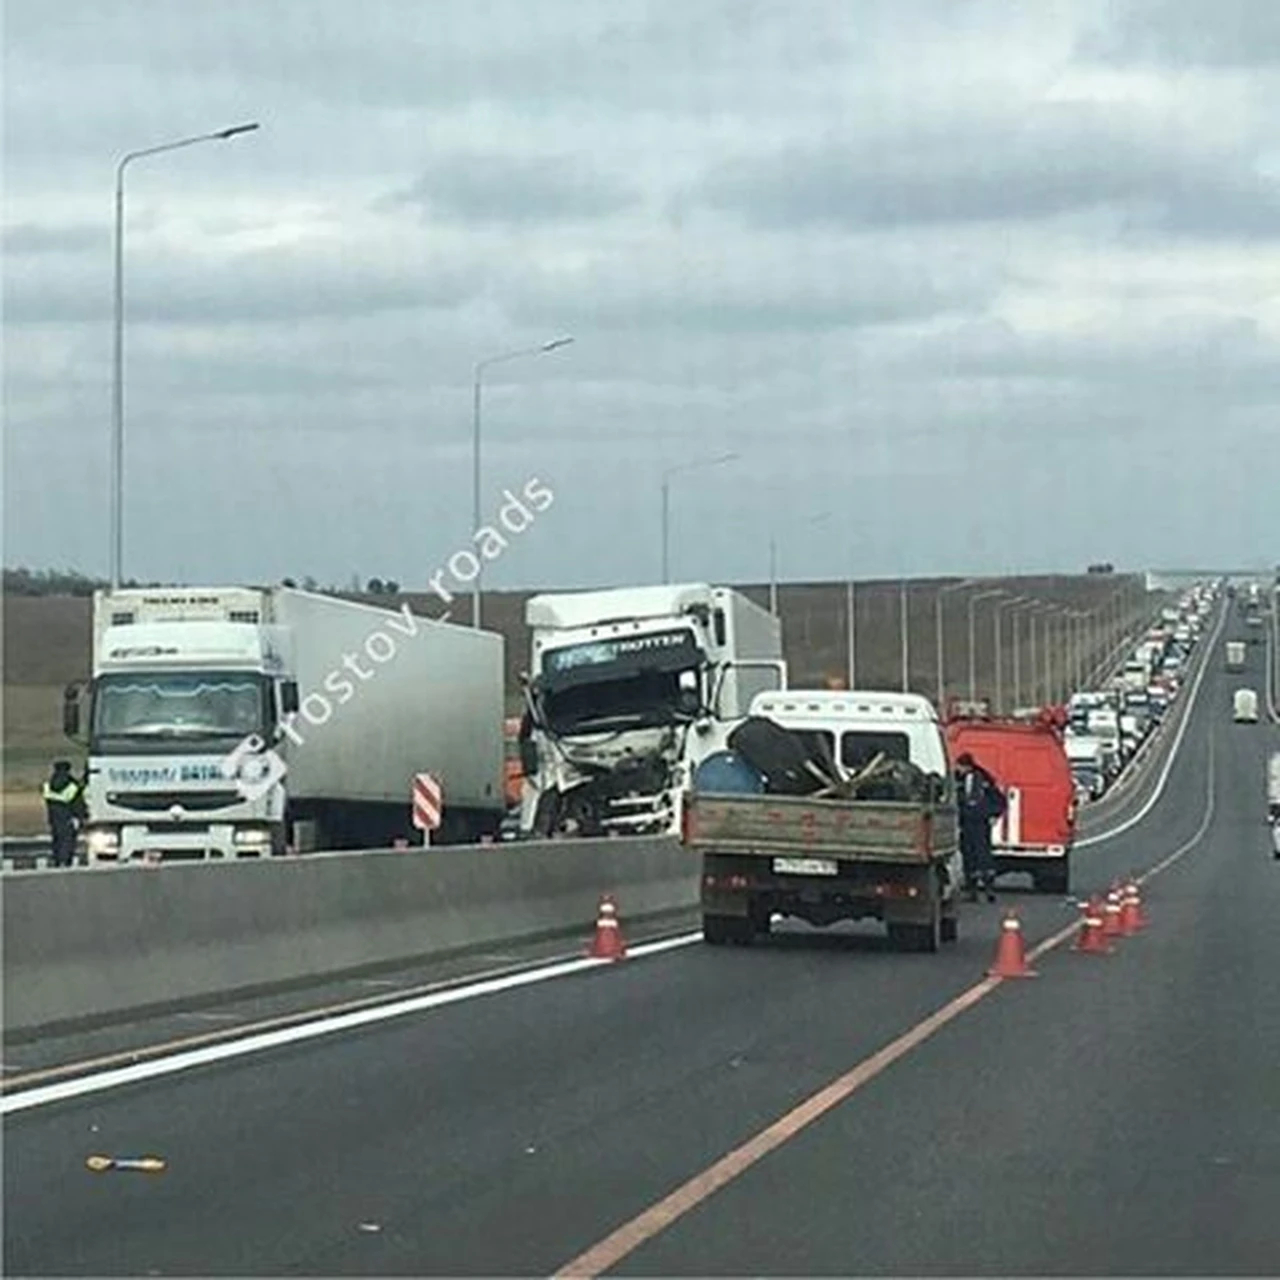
xmin=2 ymin=837 xmax=694 ymax=1037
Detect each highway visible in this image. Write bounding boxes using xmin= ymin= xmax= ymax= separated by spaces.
xmin=4 ymin=620 xmax=1278 ymax=1276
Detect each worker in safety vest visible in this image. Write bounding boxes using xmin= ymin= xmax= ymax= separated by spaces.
xmin=42 ymin=760 xmax=86 ymax=868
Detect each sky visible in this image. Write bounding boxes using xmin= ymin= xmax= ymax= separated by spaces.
xmin=3 ymin=0 xmax=1278 ymax=592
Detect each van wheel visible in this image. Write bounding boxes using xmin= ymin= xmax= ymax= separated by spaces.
xmin=1036 ymin=860 xmax=1070 ymax=896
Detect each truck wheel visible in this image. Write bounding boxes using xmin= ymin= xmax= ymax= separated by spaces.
xmin=1036 ymin=860 xmax=1071 ymax=896
xmin=888 ymin=917 xmax=940 ymax=953
xmin=703 ymin=914 xmax=748 ymax=945
xmin=749 ymin=900 xmax=773 ymax=938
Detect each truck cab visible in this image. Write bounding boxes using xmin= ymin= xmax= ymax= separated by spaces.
xmin=519 ymin=584 xmax=785 ymax=838
xmin=67 ymin=590 xmax=298 ymax=861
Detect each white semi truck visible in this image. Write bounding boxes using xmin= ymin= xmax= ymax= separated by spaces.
xmin=517 ymin=583 xmax=786 ymax=838
xmin=64 ymin=586 xmax=505 ymax=861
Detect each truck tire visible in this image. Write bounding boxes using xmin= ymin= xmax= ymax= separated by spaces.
xmin=749 ymin=900 xmax=773 ymax=938
xmin=703 ymin=914 xmax=750 ymax=945
xmin=888 ymin=912 xmax=941 ymax=953
xmin=1036 ymin=859 xmax=1071 ymax=896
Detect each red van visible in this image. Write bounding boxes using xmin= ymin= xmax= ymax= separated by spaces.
xmin=944 ymin=707 xmax=1076 ymax=895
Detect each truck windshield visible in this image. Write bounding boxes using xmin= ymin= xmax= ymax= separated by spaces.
xmin=92 ymin=672 xmax=270 ymax=746
xmin=538 ymin=629 xmax=706 ymax=731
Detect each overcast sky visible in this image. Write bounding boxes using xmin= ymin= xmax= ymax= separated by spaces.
xmin=4 ymin=0 xmax=1278 ymax=592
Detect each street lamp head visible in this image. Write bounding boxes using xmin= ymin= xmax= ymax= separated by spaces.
xmin=541 ymin=336 xmax=574 ymax=352
xmin=216 ymin=122 xmax=260 ymax=139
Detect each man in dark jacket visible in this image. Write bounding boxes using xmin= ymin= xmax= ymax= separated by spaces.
xmin=955 ymin=752 xmax=1006 ymax=903
xmin=42 ymin=760 xmax=86 ymax=868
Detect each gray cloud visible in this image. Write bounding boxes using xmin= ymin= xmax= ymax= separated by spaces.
xmin=387 ymin=154 xmax=640 ymax=226
xmin=3 ymin=246 xmax=484 ymax=327
xmin=3 ymin=0 xmax=1277 ymax=585
xmin=2 ymin=223 xmax=109 ymax=254
xmin=687 ymin=111 xmax=1280 ymax=239
xmin=1084 ymin=0 xmax=1280 ymax=67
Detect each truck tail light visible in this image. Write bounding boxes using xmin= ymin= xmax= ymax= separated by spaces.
xmin=873 ymin=883 xmax=919 ymax=899
xmin=703 ymin=873 xmax=752 ymax=890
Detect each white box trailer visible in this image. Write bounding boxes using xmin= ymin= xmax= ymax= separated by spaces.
xmin=274 ymin=590 xmax=502 ymax=817
xmin=71 ymin=587 xmax=505 ymax=860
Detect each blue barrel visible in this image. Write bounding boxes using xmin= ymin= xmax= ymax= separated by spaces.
xmin=693 ymin=750 xmax=765 ymax=795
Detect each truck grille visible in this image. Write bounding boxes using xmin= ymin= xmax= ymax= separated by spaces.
xmin=107 ymin=790 xmax=243 ymax=812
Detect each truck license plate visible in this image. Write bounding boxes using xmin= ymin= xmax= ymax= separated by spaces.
xmin=772 ymin=857 xmax=838 ymax=876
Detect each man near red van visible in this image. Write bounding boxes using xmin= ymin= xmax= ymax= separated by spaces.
xmin=955 ymin=752 xmax=1006 ymax=903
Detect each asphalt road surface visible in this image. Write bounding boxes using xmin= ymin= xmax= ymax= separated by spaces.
xmin=5 ymin=620 xmax=1276 ymax=1277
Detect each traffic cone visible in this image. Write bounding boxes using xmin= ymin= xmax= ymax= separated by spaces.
xmin=1119 ymin=878 xmax=1146 ymax=935
xmin=1102 ymin=883 xmax=1124 ymax=940
xmin=1072 ymin=894 xmax=1113 ymax=954
xmin=987 ymin=910 xmax=1037 ymax=978
xmin=586 ymin=894 xmax=627 ymax=961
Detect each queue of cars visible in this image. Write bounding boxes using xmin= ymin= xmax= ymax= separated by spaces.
xmin=1062 ymin=582 xmax=1218 ymax=805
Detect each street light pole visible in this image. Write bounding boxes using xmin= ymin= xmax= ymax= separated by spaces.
xmin=899 ymin=580 xmax=909 ymax=692
xmin=471 ymin=336 xmax=573 ymax=627
xmin=935 ymin=579 xmax=975 ymax=712
xmin=111 ymin=121 xmax=260 ymax=590
xmin=846 ymin=579 xmax=856 ymax=689
xmin=769 ymin=512 xmax=829 ymax=618
xmin=1010 ymin=600 xmax=1039 ymax=710
xmin=994 ymin=596 xmax=1029 ymax=715
xmin=967 ymin=590 xmax=1003 ymax=703
xmin=660 ymin=452 xmax=739 ymax=584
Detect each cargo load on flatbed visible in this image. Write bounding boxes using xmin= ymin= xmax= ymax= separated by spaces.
xmin=683 ymin=690 xmax=962 ymax=952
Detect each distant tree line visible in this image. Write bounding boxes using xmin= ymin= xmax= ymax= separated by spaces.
xmin=3 ymin=567 xmax=107 ymax=596
xmin=5 ymin=566 xmax=405 ymax=597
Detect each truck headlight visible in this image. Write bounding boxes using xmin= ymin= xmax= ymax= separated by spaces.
xmin=87 ymin=829 xmax=120 ymax=856
xmin=233 ymin=828 xmax=272 ymax=847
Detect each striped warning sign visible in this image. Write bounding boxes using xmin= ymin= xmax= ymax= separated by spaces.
xmin=412 ymin=773 xmax=442 ymax=832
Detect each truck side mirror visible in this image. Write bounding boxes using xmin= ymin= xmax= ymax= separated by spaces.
xmin=280 ymin=681 xmax=300 ymax=715
xmin=62 ymin=683 xmax=82 ymax=739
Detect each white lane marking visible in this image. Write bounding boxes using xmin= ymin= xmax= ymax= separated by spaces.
xmin=1 ymin=933 xmax=702 ymax=1114
xmin=1138 ymin=732 xmax=1215 ymax=883
xmin=1076 ymin=599 xmax=1225 ymax=850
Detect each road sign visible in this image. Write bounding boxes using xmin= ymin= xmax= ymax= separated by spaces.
xmin=413 ymin=772 xmax=442 ymax=837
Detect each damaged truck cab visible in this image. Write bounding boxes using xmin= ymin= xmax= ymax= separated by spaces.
xmin=684 ymin=690 xmax=962 ymax=952
xmin=518 ymin=584 xmax=785 ymax=838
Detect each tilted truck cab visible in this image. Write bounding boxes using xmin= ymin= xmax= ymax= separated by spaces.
xmin=519 ymin=584 xmax=785 ymax=838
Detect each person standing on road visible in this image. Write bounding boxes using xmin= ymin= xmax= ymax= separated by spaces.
xmin=955 ymin=752 xmax=1006 ymax=903
xmin=42 ymin=760 xmax=86 ymax=868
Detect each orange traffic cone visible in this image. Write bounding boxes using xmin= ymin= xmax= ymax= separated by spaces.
xmin=1118 ymin=878 xmax=1146 ymax=935
xmin=1072 ymin=894 xmax=1113 ymax=954
xmin=987 ymin=910 xmax=1037 ymax=978
xmin=1102 ymin=883 xmax=1124 ymax=940
xmin=587 ymin=894 xmax=627 ymax=961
